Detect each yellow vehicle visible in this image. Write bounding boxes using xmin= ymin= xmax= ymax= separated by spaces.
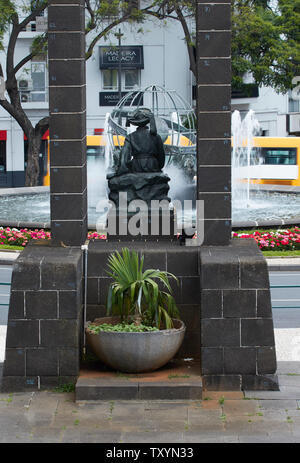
xmin=43 ymin=132 xmax=195 ymax=186
xmin=44 ymin=134 xmax=300 ymax=187
xmin=243 ymin=137 xmax=300 ymax=187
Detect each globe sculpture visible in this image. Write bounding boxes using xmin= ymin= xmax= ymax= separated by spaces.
xmin=105 ymin=85 xmax=197 ymax=184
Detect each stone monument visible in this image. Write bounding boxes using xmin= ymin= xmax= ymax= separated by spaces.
xmin=1 ymin=0 xmax=278 ymax=393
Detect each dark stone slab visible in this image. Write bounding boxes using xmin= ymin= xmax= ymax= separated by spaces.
xmin=201 ymin=290 xmax=222 ymax=318
xmin=59 ymin=290 xmax=82 ymax=319
xmin=257 ymin=347 xmax=277 ymax=375
xmin=39 ymin=376 xmax=77 ymax=389
xmin=223 ymin=289 xmax=256 ymax=318
xmin=50 ymin=86 xmax=86 ymax=114
xmin=7 ymin=291 xmax=24 ymax=319
xmin=5 ymin=320 xmax=39 ymax=348
xmin=181 ymin=277 xmax=200 ymax=304
xmin=59 ymin=348 xmax=80 ymax=376
xmin=138 ymin=382 xmax=202 ymax=400
xmin=202 ymin=220 xmax=232 ymax=246
xmin=197 ymin=112 xmax=231 ymax=139
xmin=197 ymin=193 xmax=231 ymax=219
xmin=197 ymin=139 xmax=231 ymax=166
xmin=25 ymin=291 xmax=58 ymax=319
xmin=1 ymin=376 xmax=39 ymax=392
xmin=201 ymin=318 xmax=240 ymax=347
xmin=197 ymin=3 xmax=231 ymax=30
xmin=49 ymin=59 xmax=85 ymax=86
xmin=3 ymin=349 xmax=25 ymax=376
xmin=26 ymin=348 xmax=58 ymax=376
xmin=40 ymin=320 xmax=80 ymax=347
xmin=87 ymin=278 xmax=99 ymax=305
xmin=40 ymin=249 xmax=82 ymax=290
xmin=76 ymin=379 xmax=139 ymax=400
xmin=50 ymin=191 xmax=87 ymax=221
xmin=240 ymin=256 xmax=270 ymax=289
xmin=197 ymin=166 xmax=231 ymax=193
xmin=51 ymin=217 xmax=87 ymax=247
xmin=257 ymin=289 xmax=273 ymax=317
xmin=50 ymin=112 xmax=86 ymax=141
xmin=50 ymin=166 xmax=86 ymax=194
xmin=242 ymin=374 xmax=279 ymax=391
xmin=197 ymin=59 xmax=231 ymax=85
xmin=11 ymin=258 xmax=41 ymax=290
xmin=202 ymin=375 xmax=241 ymax=391
xmin=167 ymin=248 xmax=199 ymax=276
xmin=48 ymin=32 xmax=85 ymax=60
xmin=201 ymin=348 xmax=224 ymax=375
xmin=48 ymin=4 xmax=85 ymax=32
xmin=224 ymin=347 xmax=257 ymax=375
xmin=50 ymin=139 xmax=86 ymax=167
xmin=200 ymin=246 xmax=239 ymax=289
xmin=241 ymin=319 xmax=275 ymax=347
xmin=196 ymin=32 xmax=231 ymax=58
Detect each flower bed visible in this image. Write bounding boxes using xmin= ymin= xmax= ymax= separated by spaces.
xmin=0 ymin=227 xmax=106 ymax=247
xmin=232 ymin=227 xmax=300 ymax=251
xmin=1 ymin=226 xmax=300 ymax=252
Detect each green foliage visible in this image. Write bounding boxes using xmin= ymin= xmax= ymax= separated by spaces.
xmin=232 ymin=0 xmax=300 ymax=92
xmin=87 ymin=322 xmax=159 ymax=333
xmin=53 ymin=383 xmax=75 ymax=393
xmin=106 ymin=248 xmax=180 ymax=329
xmin=154 ymin=0 xmax=300 ymax=92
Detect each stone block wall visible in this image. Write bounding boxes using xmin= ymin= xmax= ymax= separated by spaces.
xmin=200 ymin=239 xmax=278 ymax=390
xmin=86 ymin=241 xmax=201 ymax=358
xmin=1 ymin=245 xmax=83 ymax=391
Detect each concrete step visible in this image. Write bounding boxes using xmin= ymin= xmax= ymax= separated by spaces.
xmin=75 ymin=358 xmax=202 ymax=402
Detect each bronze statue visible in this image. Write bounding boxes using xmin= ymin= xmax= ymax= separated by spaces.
xmin=107 ymin=108 xmax=171 ymax=207
xmin=118 ymin=108 xmax=166 ymax=174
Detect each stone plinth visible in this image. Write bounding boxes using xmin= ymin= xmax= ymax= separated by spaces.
xmin=48 ymin=0 xmax=87 ymax=246
xmin=196 ymin=0 xmax=232 ymax=245
xmin=1 ymin=245 xmax=83 ymax=391
xmin=200 ymin=239 xmax=278 ymax=391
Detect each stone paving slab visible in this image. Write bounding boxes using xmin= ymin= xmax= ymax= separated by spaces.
xmin=0 ymin=379 xmax=299 ymax=443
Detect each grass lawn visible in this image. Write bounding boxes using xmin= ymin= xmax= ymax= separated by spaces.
xmin=262 ymin=250 xmax=300 ymax=257
xmin=0 ymin=244 xmax=24 ymax=251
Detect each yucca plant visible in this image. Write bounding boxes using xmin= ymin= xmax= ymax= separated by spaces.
xmin=106 ymin=248 xmax=180 ymax=329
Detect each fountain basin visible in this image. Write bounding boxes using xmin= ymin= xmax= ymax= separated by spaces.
xmin=1 ymin=184 xmax=300 ymax=230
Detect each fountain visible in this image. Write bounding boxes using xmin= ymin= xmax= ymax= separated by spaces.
xmin=0 ymin=103 xmax=300 ymax=230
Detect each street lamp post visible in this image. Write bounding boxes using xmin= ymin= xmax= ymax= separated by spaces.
xmin=114 ymin=28 xmax=124 ymax=102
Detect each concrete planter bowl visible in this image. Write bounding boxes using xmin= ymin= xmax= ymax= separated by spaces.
xmin=86 ymin=317 xmax=186 ymax=373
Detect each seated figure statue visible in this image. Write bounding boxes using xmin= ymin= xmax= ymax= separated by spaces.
xmin=118 ymin=108 xmax=165 ymax=174
xmin=107 ymin=108 xmax=171 ymax=208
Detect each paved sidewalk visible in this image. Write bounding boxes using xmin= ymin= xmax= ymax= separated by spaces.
xmin=0 ymin=253 xmax=300 ymax=443
xmin=0 ymin=360 xmax=299 ymax=443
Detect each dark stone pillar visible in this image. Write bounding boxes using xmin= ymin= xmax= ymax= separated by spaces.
xmin=196 ymin=0 xmax=232 ymax=245
xmin=48 ymin=0 xmax=87 ymax=246
xmin=1 ymin=246 xmax=83 ymax=391
xmin=200 ymin=239 xmax=278 ymax=391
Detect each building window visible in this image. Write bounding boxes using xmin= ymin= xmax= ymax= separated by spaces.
xmin=102 ymin=69 xmax=140 ymax=91
xmin=124 ymin=70 xmax=140 ymax=90
xmin=289 ymin=90 xmax=300 ymax=113
xmin=262 ymin=148 xmax=297 ymax=165
xmin=18 ymin=62 xmax=47 ymax=102
xmin=103 ymin=69 xmax=118 ymax=90
xmin=31 ymin=62 xmax=46 ymax=101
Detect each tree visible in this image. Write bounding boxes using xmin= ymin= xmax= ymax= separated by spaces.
xmin=0 ymin=0 xmax=159 ymax=186
xmin=147 ymin=0 xmax=300 ymax=93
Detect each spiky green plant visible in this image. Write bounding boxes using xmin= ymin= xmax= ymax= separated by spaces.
xmin=106 ymin=248 xmax=180 ymax=329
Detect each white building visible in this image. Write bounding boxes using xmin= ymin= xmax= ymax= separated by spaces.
xmin=0 ymin=4 xmax=299 ymax=188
